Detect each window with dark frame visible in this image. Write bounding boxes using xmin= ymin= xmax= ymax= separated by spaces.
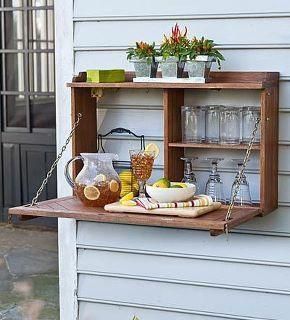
xmin=0 ymin=0 xmax=55 ymax=131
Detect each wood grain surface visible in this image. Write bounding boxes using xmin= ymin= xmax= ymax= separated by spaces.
xmin=168 ymin=142 xmax=261 ymax=150
xmin=104 ymin=201 xmax=222 ymax=218
xmin=67 ymin=71 xmax=279 ymax=89
xmin=9 ymin=197 xmax=261 ymax=236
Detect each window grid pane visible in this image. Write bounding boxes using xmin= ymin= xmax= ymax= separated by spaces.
xmin=4 ymin=10 xmax=24 ymax=49
xmin=6 ymin=94 xmax=26 ymax=127
xmin=5 ymin=53 xmax=25 ymax=91
xmin=1 ymin=0 xmax=55 ymax=130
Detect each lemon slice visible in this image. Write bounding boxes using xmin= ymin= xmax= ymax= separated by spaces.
xmin=83 ymin=185 xmax=100 ymax=200
xmin=121 ymin=200 xmax=137 ymax=206
xmin=145 ymin=143 xmax=159 ymax=159
xmin=109 ymin=179 xmax=120 ymax=192
xmin=120 ymin=192 xmax=134 ymax=202
xmin=94 ymin=174 xmax=106 ymax=183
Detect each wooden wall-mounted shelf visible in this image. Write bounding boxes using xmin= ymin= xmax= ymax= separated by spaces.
xmin=168 ymin=142 xmax=261 ymax=150
xmin=9 ymin=71 xmax=279 ymax=236
xmin=67 ymin=71 xmax=277 ymax=90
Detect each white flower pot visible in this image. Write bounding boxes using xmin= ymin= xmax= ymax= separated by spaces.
xmin=130 ymin=57 xmax=158 ymax=78
xmin=156 ymin=56 xmax=185 ymax=78
xmin=187 ymin=56 xmax=215 ymax=83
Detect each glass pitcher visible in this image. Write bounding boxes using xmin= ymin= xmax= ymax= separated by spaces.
xmin=65 ymin=153 xmax=121 ymax=207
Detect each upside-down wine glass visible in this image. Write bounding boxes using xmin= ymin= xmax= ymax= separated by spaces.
xmin=180 ymin=157 xmax=200 ymax=193
xmin=204 ymin=157 xmax=226 ymax=203
xmin=230 ymin=159 xmax=253 ymax=206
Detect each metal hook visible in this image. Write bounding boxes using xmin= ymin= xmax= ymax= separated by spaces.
xmin=91 ymin=88 xmax=104 ymax=101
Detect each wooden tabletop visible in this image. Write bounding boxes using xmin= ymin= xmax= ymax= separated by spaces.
xmin=9 ymin=196 xmax=261 ymax=236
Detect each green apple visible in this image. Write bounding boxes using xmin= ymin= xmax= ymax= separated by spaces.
xmin=152 ymin=178 xmax=171 ymax=188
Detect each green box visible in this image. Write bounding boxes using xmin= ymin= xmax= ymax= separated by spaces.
xmin=86 ymin=69 xmax=125 ymax=83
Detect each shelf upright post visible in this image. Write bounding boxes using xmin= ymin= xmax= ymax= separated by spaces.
xmin=71 ymin=87 xmax=97 ymax=178
xmin=163 ymin=88 xmax=184 ymax=182
xmin=259 ymin=82 xmax=279 ymax=214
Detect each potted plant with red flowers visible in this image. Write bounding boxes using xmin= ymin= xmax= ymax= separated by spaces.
xmin=127 ymin=41 xmax=159 ymax=78
xmin=187 ymin=36 xmax=225 ymax=82
xmin=157 ymin=23 xmax=189 ymax=78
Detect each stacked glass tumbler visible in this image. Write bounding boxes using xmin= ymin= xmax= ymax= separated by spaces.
xmin=181 ymin=105 xmax=260 ymax=144
xmin=181 ymin=106 xmax=204 ymax=143
xmin=241 ymin=106 xmax=261 ymax=144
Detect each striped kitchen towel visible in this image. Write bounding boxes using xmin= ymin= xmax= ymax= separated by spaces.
xmin=136 ymin=195 xmax=213 ymax=210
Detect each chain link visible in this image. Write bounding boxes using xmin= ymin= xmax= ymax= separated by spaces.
xmin=8 ymin=113 xmax=82 ymax=224
xmin=30 ymin=113 xmax=83 ymax=207
xmin=224 ymin=116 xmax=261 ymax=235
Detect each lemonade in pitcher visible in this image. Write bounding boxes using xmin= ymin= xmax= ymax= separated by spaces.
xmin=65 ymin=153 xmax=121 ymax=207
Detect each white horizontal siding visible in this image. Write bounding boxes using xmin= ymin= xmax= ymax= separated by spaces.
xmin=74 ymin=18 xmax=290 ymax=47
xmin=76 ymin=222 xmax=290 ymax=265
xmin=78 ymin=274 xmax=290 ymax=320
xmin=78 ymin=301 xmax=244 ymax=320
xmin=236 ymin=206 xmax=290 ymax=235
xmin=77 ymin=249 xmax=290 ymax=291
xmin=74 ymin=49 xmax=290 ymax=78
xmin=74 ymin=0 xmax=290 ymax=17
xmin=76 ymin=223 xmax=290 ymax=320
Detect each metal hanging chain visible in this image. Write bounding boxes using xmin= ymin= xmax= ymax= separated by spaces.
xmin=30 ymin=113 xmax=83 ymax=206
xmin=224 ymin=116 xmax=261 ymax=235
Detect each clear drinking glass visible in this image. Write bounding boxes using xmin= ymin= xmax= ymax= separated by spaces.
xmin=242 ymin=106 xmax=260 ymax=144
xmin=204 ymin=158 xmax=225 ymax=203
xmin=230 ymin=159 xmax=253 ymax=206
xmin=181 ymin=106 xmax=204 ymax=143
xmin=205 ymin=105 xmax=220 ymax=143
xmin=220 ymin=106 xmax=240 ymax=144
xmin=130 ymin=150 xmax=155 ymax=197
xmin=181 ymin=157 xmax=200 ymax=193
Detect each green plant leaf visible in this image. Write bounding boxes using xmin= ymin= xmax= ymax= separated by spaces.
xmin=187 ymin=36 xmax=225 ymax=68
xmin=126 ymin=41 xmax=157 ymax=60
xmin=160 ymin=24 xmax=190 ymax=60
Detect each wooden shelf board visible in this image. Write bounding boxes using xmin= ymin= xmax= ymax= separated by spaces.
xmin=168 ymin=142 xmax=261 ymax=150
xmin=9 ymin=196 xmax=261 ymax=236
xmin=67 ymin=81 xmax=266 ymax=90
xmin=68 ymin=71 xmax=278 ymax=91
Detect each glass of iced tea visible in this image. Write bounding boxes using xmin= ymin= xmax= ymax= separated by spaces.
xmin=130 ymin=150 xmax=155 ymax=197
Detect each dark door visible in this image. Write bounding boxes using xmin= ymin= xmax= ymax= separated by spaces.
xmin=0 ymin=0 xmax=56 ymax=221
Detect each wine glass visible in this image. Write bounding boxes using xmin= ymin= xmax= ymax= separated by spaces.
xmin=230 ymin=159 xmax=252 ymax=206
xmin=204 ymin=158 xmax=225 ymax=203
xmin=180 ymin=157 xmax=199 ymax=193
xmin=130 ymin=150 xmax=155 ymax=197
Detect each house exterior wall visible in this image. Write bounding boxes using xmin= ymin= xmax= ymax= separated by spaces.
xmin=55 ymin=1 xmax=290 ymax=319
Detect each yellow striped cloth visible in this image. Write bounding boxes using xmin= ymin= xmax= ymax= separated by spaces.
xmin=136 ymin=195 xmax=213 ymax=210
